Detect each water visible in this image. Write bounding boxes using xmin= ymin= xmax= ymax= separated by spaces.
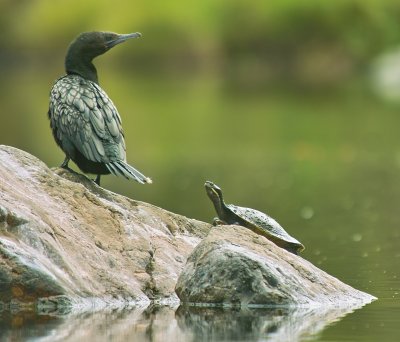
xmin=0 ymin=297 xmax=397 ymax=341
xmin=1 ymin=67 xmax=400 ymax=340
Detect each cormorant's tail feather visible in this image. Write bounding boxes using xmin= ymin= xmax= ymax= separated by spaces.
xmin=106 ymin=161 xmax=152 ymax=184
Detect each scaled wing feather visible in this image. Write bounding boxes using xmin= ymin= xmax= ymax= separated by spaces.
xmin=49 ymin=75 xmax=127 ymax=164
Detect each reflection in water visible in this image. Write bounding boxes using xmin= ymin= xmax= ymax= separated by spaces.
xmin=0 ymin=302 xmax=367 ymax=342
xmin=176 ymin=305 xmax=363 ymax=341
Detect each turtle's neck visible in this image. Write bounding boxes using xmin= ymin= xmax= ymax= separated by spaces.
xmin=211 ymin=194 xmax=227 ymax=220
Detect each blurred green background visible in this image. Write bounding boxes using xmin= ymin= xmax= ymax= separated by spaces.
xmin=1 ymin=2 xmax=400 ymax=335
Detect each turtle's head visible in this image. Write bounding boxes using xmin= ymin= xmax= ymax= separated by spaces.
xmin=205 ymin=181 xmax=227 ymax=219
xmin=205 ymin=181 xmax=224 ymax=203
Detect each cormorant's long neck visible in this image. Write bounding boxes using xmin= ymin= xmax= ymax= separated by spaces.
xmin=65 ymin=49 xmax=99 ymax=84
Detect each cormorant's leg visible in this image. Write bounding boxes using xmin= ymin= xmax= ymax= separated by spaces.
xmin=94 ymin=175 xmax=101 ymax=185
xmin=60 ymin=156 xmax=72 ymax=170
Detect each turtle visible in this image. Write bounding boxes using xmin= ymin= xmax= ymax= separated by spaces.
xmin=204 ymin=181 xmax=305 ymax=254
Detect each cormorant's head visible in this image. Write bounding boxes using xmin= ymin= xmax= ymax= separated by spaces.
xmin=68 ymin=31 xmax=142 ymax=60
xmin=65 ymin=31 xmax=142 ymax=83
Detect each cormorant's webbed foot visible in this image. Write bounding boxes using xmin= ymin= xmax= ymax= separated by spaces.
xmin=60 ymin=157 xmax=72 ymax=170
xmin=94 ymin=175 xmax=101 ymax=185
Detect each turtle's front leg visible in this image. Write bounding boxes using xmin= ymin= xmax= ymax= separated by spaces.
xmin=212 ymin=217 xmax=227 ymax=226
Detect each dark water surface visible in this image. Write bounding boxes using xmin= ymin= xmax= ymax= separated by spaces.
xmin=1 ymin=70 xmax=400 ymax=340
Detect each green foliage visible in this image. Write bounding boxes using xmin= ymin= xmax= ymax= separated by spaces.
xmin=2 ymin=0 xmax=400 ymax=80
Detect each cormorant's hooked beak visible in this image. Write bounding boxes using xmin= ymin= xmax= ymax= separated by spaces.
xmin=106 ymin=32 xmax=142 ymax=48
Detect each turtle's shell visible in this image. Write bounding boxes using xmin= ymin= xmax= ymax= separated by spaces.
xmin=226 ymin=204 xmax=305 ymax=254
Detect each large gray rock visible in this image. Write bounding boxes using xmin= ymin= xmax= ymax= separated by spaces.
xmin=1 ymin=145 xmax=376 ymax=311
xmin=175 ymin=225 xmax=376 ymax=307
xmin=0 ymin=145 xmax=210 ymax=309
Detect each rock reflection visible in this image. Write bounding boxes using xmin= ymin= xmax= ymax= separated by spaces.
xmin=0 ymin=302 xmax=368 ymax=342
xmin=0 ymin=305 xmax=190 ymax=342
xmin=175 ymin=304 xmax=366 ymax=341
xmin=176 ymin=306 xmax=284 ymax=341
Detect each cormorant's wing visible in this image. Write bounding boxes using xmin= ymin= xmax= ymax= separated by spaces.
xmin=49 ymin=75 xmax=126 ymax=163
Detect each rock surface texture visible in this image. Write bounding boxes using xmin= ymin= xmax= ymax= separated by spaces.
xmin=0 ymin=145 xmax=210 ymax=309
xmin=0 ymin=145 xmax=376 ymax=310
xmin=175 ymin=226 xmax=376 ymax=306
